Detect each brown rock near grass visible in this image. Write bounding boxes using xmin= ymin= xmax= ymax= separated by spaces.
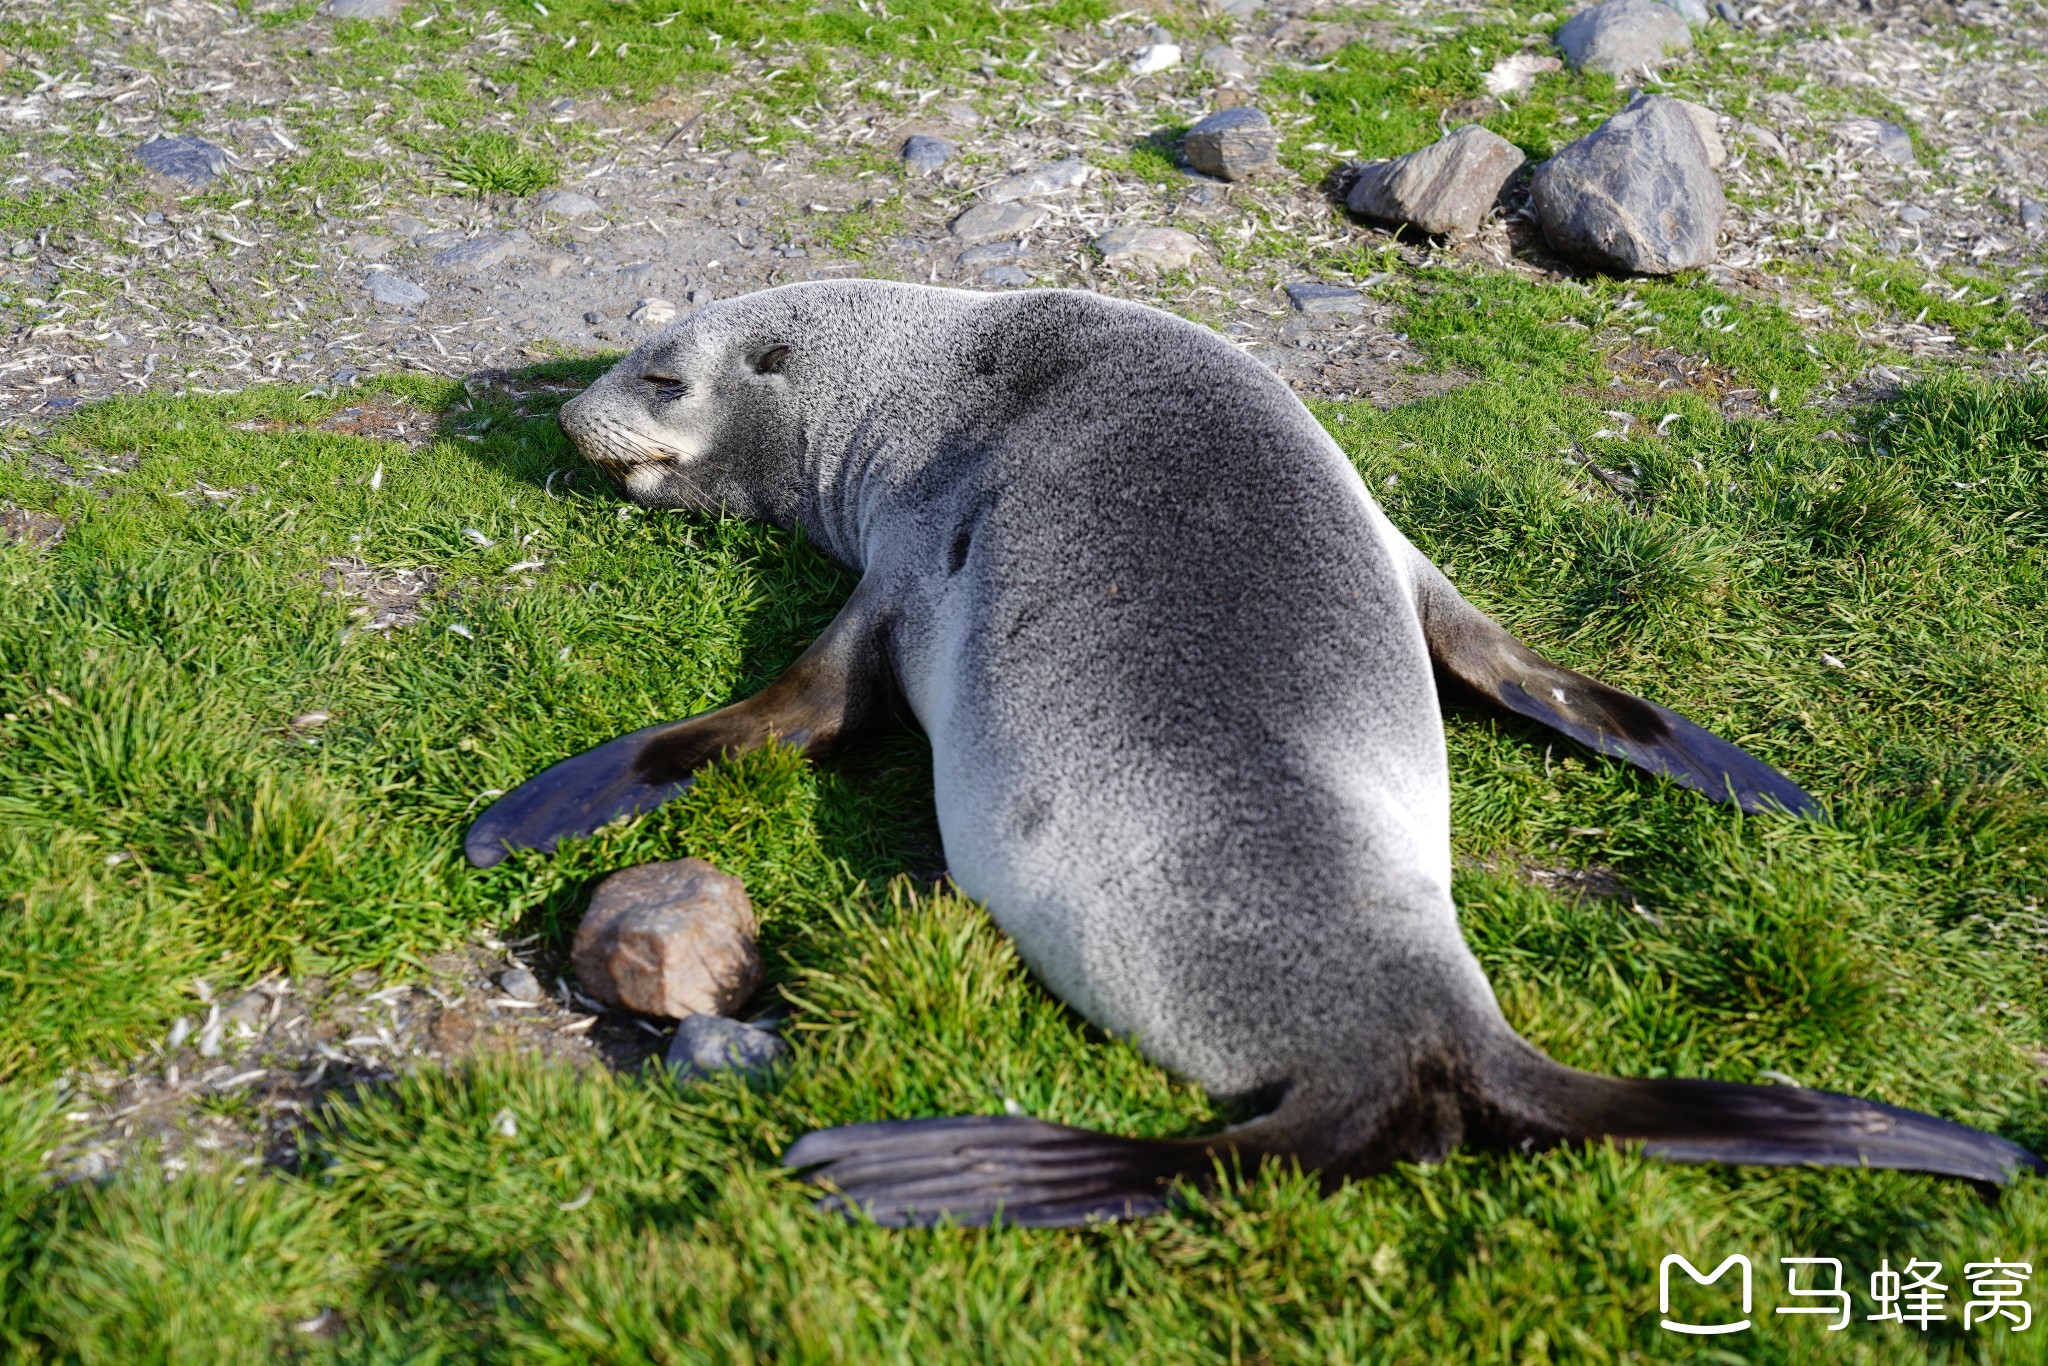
xmin=572 ymin=859 xmax=763 ymax=1019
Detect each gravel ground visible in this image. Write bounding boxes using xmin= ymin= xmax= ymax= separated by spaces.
xmin=8 ymin=0 xmax=2048 ymax=1176
xmin=7 ymin=0 xmax=2039 ymax=429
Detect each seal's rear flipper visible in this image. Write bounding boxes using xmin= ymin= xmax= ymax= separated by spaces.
xmin=784 ymin=1115 xmax=1222 ymax=1227
xmin=464 ymin=581 xmax=893 ymax=868
xmin=1490 ymin=1046 xmax=2048 ymax=1188
xmin=1404 ymin=552 xmax=1820 ymax=817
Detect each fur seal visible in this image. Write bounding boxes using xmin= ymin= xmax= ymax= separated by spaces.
xmin=468 ymin=280 xmax=2043 ymax=1224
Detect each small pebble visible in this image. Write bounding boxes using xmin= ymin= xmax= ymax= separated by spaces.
xmin=901 ymin=134 xmax=956 ymax=175
xmin=498 ymin=967 xmax=545 ymax=1003
xmin=984 ymin=159 xmax=1089 ymax=204
xmin=365 ymin=271 xmax=428 ymax=308
xmin=1094 ymin=226 xmax=1203 ymax=271
xmin=1285 ymin=282 xmax=1364 ymax=314
xmin=432 ymin=235 xmax=518 ymax=274
xmin=584 ymin=309 xmax=607 ymax=325
xmin=957 ymin=240 xmax=1024 ymax=267
xmin=951 ymin=200 xmax=1049 ymax=241
xmin=629 ymin=298 xmax=677 ymax=326
xmin=981 ymin=265 xmax=1033 ymax=287
xmin=536 ymin=189 xmax=601 ymax=218
xmin=667 ymin=1014 xmax=788 ymax=1082
xmin=135 ymin=135 xmax=229 ymax=187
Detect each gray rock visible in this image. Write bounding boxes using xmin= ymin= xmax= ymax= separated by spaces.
xmin=1714 ymin=0 xmax=1742 ymax=22
xmin=135 ymin=135 xmax=229 ymax=187
xmin=1345 ymin=124 xmax=1525 ymax=236
xmin=629 ymin=298 xmax=677 ymax=326
xmin=1094 ymin=226 xmax=1203 ymax=271
xmin=1285 ymin=282 xmax=1365 ymax=314
xmin=1671 ymin=98 xmax=1726 ymax=170
xmin=345 ymin=233 xmax=395 ymax=260
xmin=432 ymin=234 xmax=518 ymax=273
xmin=1183 ymin=107 xmax=1278 ymax=182
xmin=1897 ymin=204 xmax=1932 ymax=226
xmin=1531 ymin=92 xmax=1725 ymax=275
xmin=498 ymin=967 xmax=545 ymax=1002
xmin=325 ymin=0 xmax=403 ymax=15
xmin=1201 ymin=43 xmax=1254 ymax=80
xmin=981 ymin=265 xmax=1033 ymax=286
xmin=951 ymin=200 xmax=1048 ymax=241
xmin=1554 ymin=0 xmax=1693 ymax=75
xmin=535 ymin=189 xmax=600 ymax=218
xmin=1835 ymin=116 xmax=1915 ymax=167
xmin=365 ymin=271 xmax=427 ymax=307
xmin=571 ymin=858 xmax=762 ymax=1019
xmin=1661 ymin=0 xmax=1711 ymax=22
xmin=666 ymin=1014 xmax=787 ymax=1082
xmin=985 ymin=158 xmax=1089 ymax=203
xmin=1214 ymin=0 xmax=1261 ymax=16
xmin=583 ymin=309 xmax=607 ymax=325
xmin=2021 ymin=198 xmax=2044 ymax=234
xmin=901 ymin=134 xmax=956 ymax=175
xmin=957 ymin=240 xmax=1025 ymax=267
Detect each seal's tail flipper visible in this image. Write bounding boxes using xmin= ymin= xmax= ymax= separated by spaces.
xmin=783 ymin=1115 xmax=1230 ymax=1227
xmin=464 ymin=582 xmax=892 ymax=868
xmin=1492 ymin=1047 xmax=2047 ymax=1188
xmin=1403 ymin=550 xmax=1820 ymax=817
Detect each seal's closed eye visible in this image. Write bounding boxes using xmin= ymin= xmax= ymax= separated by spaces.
xmin=642 ymin=374 xmax=689 ymax=402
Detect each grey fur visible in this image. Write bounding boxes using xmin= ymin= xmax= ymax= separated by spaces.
xmin=542 ymin=280 xmax=2040 ymax=1211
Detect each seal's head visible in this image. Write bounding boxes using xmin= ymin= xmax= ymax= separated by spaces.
xmin=557 ymin=298 xmax=805 ymax=522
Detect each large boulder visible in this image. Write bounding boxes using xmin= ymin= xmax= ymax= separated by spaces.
xmin=1531 ymin=93 xmax=1725 ymax=275
xmin=1345 ymin=124 xmax=1526 ymax=236
xmin=1554 ymin=0 xmax=1692 ymax=75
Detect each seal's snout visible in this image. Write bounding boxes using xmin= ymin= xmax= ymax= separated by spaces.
xmin=556 ymin=389 xmax=591 ymax=450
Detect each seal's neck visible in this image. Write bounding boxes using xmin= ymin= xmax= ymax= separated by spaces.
xmin=787 ymin=349 xmax=974 ymax=572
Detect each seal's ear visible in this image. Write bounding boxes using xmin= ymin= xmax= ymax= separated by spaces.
xmin=754 ymin=345 xmax=791 ymax=375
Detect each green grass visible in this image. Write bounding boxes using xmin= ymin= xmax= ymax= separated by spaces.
xmin=4 ymin=0 xmax=2048 ymax=1358
xmin=0 ymin=322 xmax=2044 ymax=1358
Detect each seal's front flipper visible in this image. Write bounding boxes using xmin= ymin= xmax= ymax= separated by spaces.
xmin=1405 ymin=552 xmax=1820 ymax=818
xmin=784 ymin=1115 xmax=1222 ymax=1227
xmin=464 ymin=582 xmax=893 ymax=868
